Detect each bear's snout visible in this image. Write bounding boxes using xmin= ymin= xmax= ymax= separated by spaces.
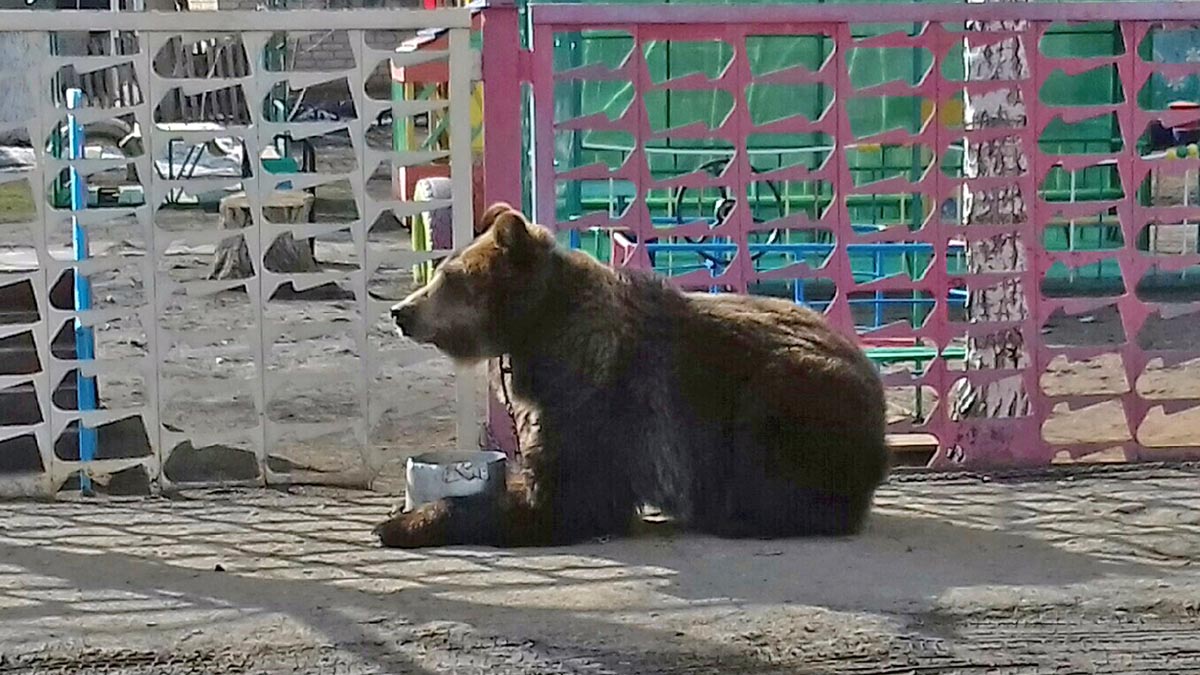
xmin=390 ymin=302 xmax=419 ymax=337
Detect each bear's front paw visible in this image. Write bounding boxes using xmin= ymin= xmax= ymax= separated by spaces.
xmin=373 ymin=507 xmax=447 ymax=549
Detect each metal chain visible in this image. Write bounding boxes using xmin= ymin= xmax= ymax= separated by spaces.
xmin=498 ymin=354 xmax=520 ymax=456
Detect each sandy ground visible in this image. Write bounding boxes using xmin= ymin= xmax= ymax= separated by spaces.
xmin=2 ymin=467 xmax=1200 ymax=673
xmin=0 ymin=216 xmax=461 ymax=489
xmin=1 ymin=139 xmax=459 ymax=490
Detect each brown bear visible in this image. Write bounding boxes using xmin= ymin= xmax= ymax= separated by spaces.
xmin=377 ymin=204 xmax=889 ymax=548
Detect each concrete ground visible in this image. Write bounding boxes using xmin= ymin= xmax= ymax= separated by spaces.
xmin=2 ymin=467 xmax=1200 ymax=674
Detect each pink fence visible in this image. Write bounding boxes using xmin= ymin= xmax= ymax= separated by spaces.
xmin=483 ymin=2 xmax=1200 ymax=469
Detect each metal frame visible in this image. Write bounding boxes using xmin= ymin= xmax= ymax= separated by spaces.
xmin=530 ymin=2 xmax=1200 ymax=25
xmin=488 ymin=2 xmax=1200 ymax=467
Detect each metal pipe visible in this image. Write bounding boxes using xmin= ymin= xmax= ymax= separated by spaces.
xmin=67 ymin=88 xmax=99 ymax=495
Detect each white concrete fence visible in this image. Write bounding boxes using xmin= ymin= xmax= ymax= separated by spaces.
xmin=0 ymin=9 xmax=483 ymax=497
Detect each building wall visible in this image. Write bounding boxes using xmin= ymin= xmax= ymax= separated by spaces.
xmin=0 ymin=33 xmax=37 ymax=145
xmin=216 ymin=0 xmax=420 ymax=96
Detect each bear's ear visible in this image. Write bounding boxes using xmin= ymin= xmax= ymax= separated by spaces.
xmin=492 ymin=209 xmax=534 ymax=259
xmin=477 ymin=202 xmax=514 ymax=235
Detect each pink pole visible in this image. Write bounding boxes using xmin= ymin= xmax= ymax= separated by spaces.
xmin=482 ymin=0 xmax=524 ymax=455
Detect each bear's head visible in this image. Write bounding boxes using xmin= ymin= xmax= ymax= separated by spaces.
xmin=390 ymin=203 xmax=557 ymax=361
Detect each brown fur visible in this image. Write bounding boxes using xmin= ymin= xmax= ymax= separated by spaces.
xmin=378 ymin=205 xmax=889 ymax=548
xmin=476 ymin=201 xmax=516 ymax=235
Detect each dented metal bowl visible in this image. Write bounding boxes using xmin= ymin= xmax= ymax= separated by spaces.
xmin=403 ymin=450 xmax=507 ymax=513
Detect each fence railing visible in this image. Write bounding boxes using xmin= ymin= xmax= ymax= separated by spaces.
xmin=482 ymin=1 xmax=1200 ymax=468
xmin=0 ymin=8 xmax=483 ymax=496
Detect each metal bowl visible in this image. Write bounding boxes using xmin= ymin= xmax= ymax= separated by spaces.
xmin=402 ymin=450 xmax=507 ymax=513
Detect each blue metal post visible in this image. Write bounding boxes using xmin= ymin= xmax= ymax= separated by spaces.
xmin=67 ymin=88 xmax=98 ymax=494
xmin=873 ymin=249 xmax=884 ymax=329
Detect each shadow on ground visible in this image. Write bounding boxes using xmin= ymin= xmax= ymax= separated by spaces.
xmin=5 ymin=474 xmax=1194 ymax=673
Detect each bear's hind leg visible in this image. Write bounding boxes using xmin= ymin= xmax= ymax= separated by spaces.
xmin=697 ymin=406 xmax=883 ymax=540
xmin=698 ymin=480 xmax=872 ymax=539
